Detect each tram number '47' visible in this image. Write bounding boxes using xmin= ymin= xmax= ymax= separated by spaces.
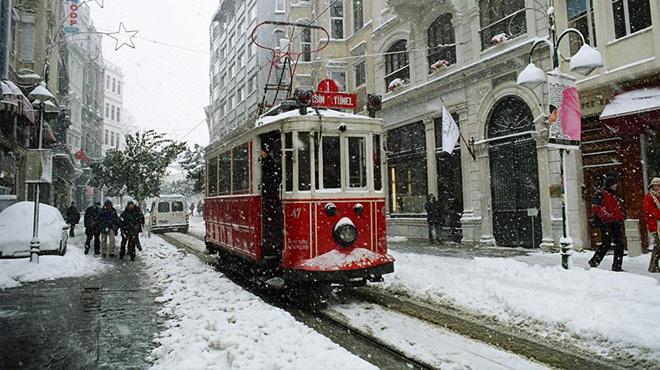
xmin=290 ymin=207 xmax=302 ymax=219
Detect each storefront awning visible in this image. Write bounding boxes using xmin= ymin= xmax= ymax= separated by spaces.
xmin=600 ymin=87 xmax=660 ymax=135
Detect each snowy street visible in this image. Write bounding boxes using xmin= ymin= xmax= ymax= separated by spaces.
xmin=2 ymin=220 xmax=660 ymax=369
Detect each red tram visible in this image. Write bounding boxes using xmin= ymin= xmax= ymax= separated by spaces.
xmin=203 ymin=104 xmax=394 ymax=286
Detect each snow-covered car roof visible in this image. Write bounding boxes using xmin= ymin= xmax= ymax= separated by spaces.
xmin=0 ymin=202 xmax=68 ymax=257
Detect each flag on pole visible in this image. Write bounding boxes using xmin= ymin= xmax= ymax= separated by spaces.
xmin=442 ymin=104 xmax=460 ymax=153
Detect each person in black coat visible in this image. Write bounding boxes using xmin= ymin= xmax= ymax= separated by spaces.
xmin=99 ymin=200 xmax=120 ymax=257
xmin=66 ymin=202 xmax=81 ymax=237
xmin=84 ymin=202 xmax=101 ymax=254
xmin=119 ymin=200 xmax=144 ymax=260
xmin=425 ymin=193 xmax=443 ymax=244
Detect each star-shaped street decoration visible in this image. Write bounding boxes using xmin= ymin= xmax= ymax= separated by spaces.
xmin=107 ymin=22 xmax=138 ymax=50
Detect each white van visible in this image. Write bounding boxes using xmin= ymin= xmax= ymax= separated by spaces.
xmin=149 ymin=195 xmax=189 ymax=233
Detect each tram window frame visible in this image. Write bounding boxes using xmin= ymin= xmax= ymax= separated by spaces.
xmin=285 ymin=132 xmax=293 ymax=192
xmin=207 ymin=157 xmax=219 ymax=196
xmin=218 ymin=151 xmax=231 ymax=195
xmin=373 ymin=134 xmax=382 ymax=191
xmin=314 ymin=132 xmax=320 ymax=190
xmin=347 ymin=136 xmax=367 ymax=189
xmin=232 ymin=143 xmax=250 ymax=194
xmin=297 ymin=131 xmax=312 ymax=191
xmin=322 ymin=135 xmax=342 ymax=189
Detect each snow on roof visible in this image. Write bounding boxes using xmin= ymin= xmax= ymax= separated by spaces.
xmin=257 ymin=107 xmax=374 ymax=126
xmin=157 ymin=194 xmax=186 ymax=199
xmin=600 ymin=87 xmax=660 ymax=119
xmin=0 ymin=202 xmax=67 ymax=256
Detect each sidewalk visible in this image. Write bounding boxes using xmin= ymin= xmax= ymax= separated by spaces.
xmin=0 ymin=226 xmax=163 ymax=369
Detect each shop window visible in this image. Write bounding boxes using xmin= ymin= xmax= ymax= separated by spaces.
xmin=427 ymin=13 xmax=456 ymax=71
xmin=387 ymin=122 xmax=427 ymax=214
xmin=434 ymin=114 xmax=463 ymax=231
xmin=479 ymin=0 xmax=526 ymax=50
xmin=298 ymin=132 xmax=312 ymax=191
xmin=384 ymin=40 xmax=409 ymax=91
xmin=323 ymin=136 xmax=341 ymax=189
xmin=330 ymin=1 xmax=344 ymax=39
xmin=612 ymin=0 xmax=652 ymax=39
xmin=232 ymin=144 xmax=250 ymax=194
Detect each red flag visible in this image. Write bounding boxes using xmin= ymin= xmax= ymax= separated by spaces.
xmin=559 ymin=87 xmax=582 ymax=141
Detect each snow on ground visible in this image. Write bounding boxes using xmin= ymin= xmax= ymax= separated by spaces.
xmin=381 ymin=249 xmax=660 ymax=362
xmin=141 ymin=236 xmax=376 ymax=370
xmin=188 ymin=215 xmax=205 ymax=239
xmin=0 ymin=237 xmax=108 ymax=290
xmin=386 ymin=235 xmax=408 ymax=243
xmin=329 ymin=302 xmax=548 ymax=370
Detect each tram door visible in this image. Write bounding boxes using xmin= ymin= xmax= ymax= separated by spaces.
xmin=260 ymin=131 xmax=283 ymax=260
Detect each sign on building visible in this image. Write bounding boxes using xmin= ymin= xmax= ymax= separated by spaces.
xmin=547 ymin=72 xmax=582 ymax=150
xmin=63 ymin=0 xmax=81 ymax=34
xmin=25 ymin=149 xmax=53 ymax=184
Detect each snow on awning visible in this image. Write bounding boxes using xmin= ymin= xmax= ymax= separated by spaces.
xmin=599 ymin=87 xmax=660 ymax=136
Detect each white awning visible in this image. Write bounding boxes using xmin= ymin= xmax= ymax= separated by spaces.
xmin=600 ymin=87 xmax=660 ymax=120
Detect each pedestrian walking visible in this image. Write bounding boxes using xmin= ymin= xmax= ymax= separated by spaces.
xmin=197 ymin=200 xmax=203 ymax=216
xmin=65 ymin=202 xmax=80 ymax=237
xmin=643 ymin=177 xmax=660 ymax=272
xmin=98 ymin=199 xmax=120 ymax=258
xmin=425 ymin=193 xmax=443 ymax=244
xmin=589 ymin=175 xmax=626 ymax=271
xmin=84 ymin=202 xmax=101 ymax=255
xmin=189 ymin=202 xmax=195 ymax=216
xmin=119 ymin=200 xmax=144 ymax=261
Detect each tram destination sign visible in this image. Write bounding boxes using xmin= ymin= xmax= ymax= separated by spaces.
xmin=312 ymin=92 xmax=357 ymax=110
xmin=312 ymin=79 xmax=357 ymax=110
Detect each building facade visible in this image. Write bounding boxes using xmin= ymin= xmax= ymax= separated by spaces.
xmin=102 ymin=61 xmax=124 ymax=154
xmin=206 ymin=0 xmax=288 ymax=142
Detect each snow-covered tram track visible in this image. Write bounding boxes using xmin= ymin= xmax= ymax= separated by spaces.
xmin=339 ymin=288 xmax=621 ymax=370
xmin=158 ymin=232 xmax=435 ymax=370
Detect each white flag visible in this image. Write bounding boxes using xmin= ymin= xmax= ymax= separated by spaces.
xmin=441 ymin=104 xmax=460 ymax=153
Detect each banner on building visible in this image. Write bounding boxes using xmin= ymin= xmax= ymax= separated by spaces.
xmin=63 ymin=0 xmax=81 ymax=34
xmin=547 ymin=72 xmax=581 ymax=150
xmin=25 ymin=149 xmax=53 ymax=184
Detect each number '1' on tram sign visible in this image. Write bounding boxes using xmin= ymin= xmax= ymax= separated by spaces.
xmin=313 ymin=79 xmax=357 ymax=109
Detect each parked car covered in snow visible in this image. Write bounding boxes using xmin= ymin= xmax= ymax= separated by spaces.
xmin=0 ymin=201 xmax=69 ymax=258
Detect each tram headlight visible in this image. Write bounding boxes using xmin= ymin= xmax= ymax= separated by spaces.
xmin=334 ymin=217 xmax=357 ymax=246
xmin=324 ymin=203 xmax=337 ymax=216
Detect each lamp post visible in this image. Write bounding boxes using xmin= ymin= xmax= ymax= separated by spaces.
xmin=517 ymin=6 xmax=603 ymax=269
xmin=27 ymin=82 xmax=58 ymax=263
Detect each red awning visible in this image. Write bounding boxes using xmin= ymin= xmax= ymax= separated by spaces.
xmin=600 ymin=87 xmax=660 ymax=135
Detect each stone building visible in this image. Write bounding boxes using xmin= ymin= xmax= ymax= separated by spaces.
xmin=102 ymin=61 xmax=123 ymax=154
xmin=206 ymin=0 xmax=288 ymax=142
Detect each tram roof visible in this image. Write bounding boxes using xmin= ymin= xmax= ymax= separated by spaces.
xmin=256 ymin=107 xmax=377 ymax=127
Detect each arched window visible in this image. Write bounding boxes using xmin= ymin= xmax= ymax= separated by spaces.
xmin=427 ymin=13 xmax=456 ymax=71
xmin=384 ymin=40 xmax=409 ymax=91
xmin=479 ymin=0 xmax=526 ymax=50
xmin=487 ymin=96 xmax=534 ymax=138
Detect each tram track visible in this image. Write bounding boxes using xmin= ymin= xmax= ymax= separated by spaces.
xmin=160 ymin=231 xmax=623 ymax=370
xmin=158 ymin=232 xmax=434 ymax=370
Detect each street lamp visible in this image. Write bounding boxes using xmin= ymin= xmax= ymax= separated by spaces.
xmin=517 ymin=6 xmax=604 ymax=269
xmin=26 ymin=82 xmax=59 ymax=263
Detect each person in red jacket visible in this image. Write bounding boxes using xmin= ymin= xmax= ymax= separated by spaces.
xmin=589 ymin=175 xmax=626 ymax=271
xmin=643 ymin=177 xmax=660 ymax=272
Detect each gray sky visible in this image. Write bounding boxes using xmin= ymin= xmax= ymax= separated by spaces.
xmin=92 ymin=0 xmax=217 ymax=147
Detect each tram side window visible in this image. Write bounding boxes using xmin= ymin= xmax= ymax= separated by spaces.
xmin=285 ymin=132 xmax=293 ymax=192
xmin=374 ymin=134 xmax=382 ymax=191
xmin=323 ymin=136 xmax=341 ymax=189
xmin=314 ymin=133 xmax=319 ymax=190
xmin=218 ymin=152 xmax=231 ymax=195
xmin=208 ymin=157 xmax=218 ymax=196
xmin=298 ymin=132 xmax=311 ymax=191
xmin=232 ymin=143 xmax=250 ymax=194
xmin=348 ymin=137 xmax=367 ymax=188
